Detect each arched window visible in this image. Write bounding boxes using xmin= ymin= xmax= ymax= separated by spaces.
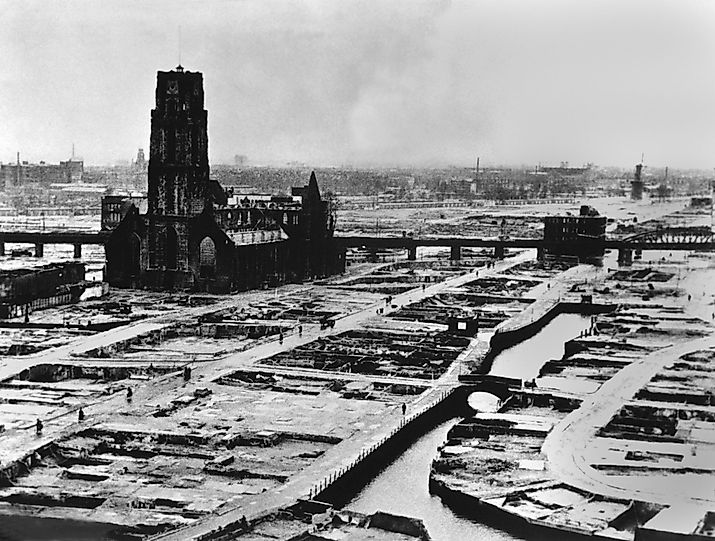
xmin=199 ymin=236 xmax=216 ymax=278
xmin=165 ymin=226 xmax=178 ymax=270
xmin=128 ymin=233 xmax=141 ymax=276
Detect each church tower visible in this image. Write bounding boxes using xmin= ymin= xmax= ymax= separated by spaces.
xmin=148 ymin=66 xmax=210 ymax=216
xmin=146 ymin=66 xmax=211 ymax=280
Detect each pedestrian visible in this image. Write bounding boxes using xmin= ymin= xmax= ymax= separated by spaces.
xmin=298 ymin=325 xmax=303 ymax=337
xmin=78 ymin=408 xmax=85 ymax=422
xmin=36 ymin=419 xmax=43 ymax=435
xmin=401 ymin=403 xmax=406 ymax=416
xmin=126 ymin=387 xmax=133 ymax=400
xmin=183 ymin=365 xmax=191 ymax=381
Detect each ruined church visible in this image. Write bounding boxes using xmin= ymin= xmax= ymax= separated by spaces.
xmin=106 ymin=67 xmax=345 ymax=292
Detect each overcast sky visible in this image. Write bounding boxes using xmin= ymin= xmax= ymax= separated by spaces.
xmin=2 ymin=0 xmax=714 ymax=168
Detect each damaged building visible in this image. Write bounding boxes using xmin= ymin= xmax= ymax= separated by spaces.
xmin=0 ymin=261 xmax=87 ymax=318
xmin=106 ymin=67 xmax=345 ymax=292
xmin=542 ymin=205 xmax=607 ymax=262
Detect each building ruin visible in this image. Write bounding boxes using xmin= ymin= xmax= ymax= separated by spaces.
xmin=106 ymin=67 xmax=345 ymax=292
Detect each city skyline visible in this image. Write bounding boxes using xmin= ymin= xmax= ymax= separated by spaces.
xmin=2 ymin=0 xmax=715 ymax=169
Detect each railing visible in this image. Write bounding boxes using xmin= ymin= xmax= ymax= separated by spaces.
xmin=308 ymin=386 xmax=456 ymax=500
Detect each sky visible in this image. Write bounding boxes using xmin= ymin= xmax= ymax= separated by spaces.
xmin=1 ymin=0 xmax=714 ymax=169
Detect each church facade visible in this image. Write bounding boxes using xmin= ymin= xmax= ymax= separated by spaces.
xmin=105 ymin=67 xmax=345 ymax=293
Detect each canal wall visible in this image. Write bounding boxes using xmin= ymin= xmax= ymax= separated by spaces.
xmin=312 ymin=387 xmax=467 ymax=508
xmin=185 ymin=388 xmax=466 ymax=541
xmin=428 ymin=479 xmax=594 ymax=541
xmin=483 ymin=301 xmax=617 ymax=375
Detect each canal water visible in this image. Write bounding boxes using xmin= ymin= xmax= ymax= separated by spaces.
xmin=0 ymin=242 xmax=593 ymax=540
xmin=347 ymin=312 xmax=594 ymax=540
xmin=489 ymin=313 xmax=592 ymax=381
xmin=348 ymin=419 xmax=523 ymax=541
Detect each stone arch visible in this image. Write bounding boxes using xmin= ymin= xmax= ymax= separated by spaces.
xmin=199 ymin=236 xmax=216 ymax=278
xmin=164 ymin=226 xmax=178 ymax=270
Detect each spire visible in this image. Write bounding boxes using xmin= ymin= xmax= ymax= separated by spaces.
xmin=177 ymin=25 xmax=182 ymax=71
xmin=308 ymin=171 xmax=320 ymax=199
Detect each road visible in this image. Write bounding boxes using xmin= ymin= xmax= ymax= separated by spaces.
xmin=148 ymin=252 xmax=535 ymax=541
xmin=0 ymin=250 xmax=533 ymax=541
xmin=542 ymin=318 xmax=715 ymax=507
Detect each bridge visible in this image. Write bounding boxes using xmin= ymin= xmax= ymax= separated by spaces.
xmin=605 ymin=226 xmax=715 ymax=250
xmin=0 ymin=230 xmax=110 ymax=257
xmin=0 ymin=226 xmax=712 ymax=260
xmin=336 ymin=235 xmax=543 ymax=259
xmin=339 ymin=226 xmax=715 ymax=260
xmin=604 ymin=226 xmax=715 ymax=265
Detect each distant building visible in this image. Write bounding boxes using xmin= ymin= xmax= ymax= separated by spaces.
xmin=631 ymin=163 xmax=644 ymax=200
xmin=106 ymin=66 xmax=344 ymax=292
xmin=538 ymin=163 xmax=591 ymax=176
xmin=543 ymin=205 xmax=607 ymax=262
xmin=133 ymin=148 xmax=147 ymax=171
xmin=0 ymin=155 xmax=83 ymax=189
xmin=447 ymin=178 xmax=476 ymax=198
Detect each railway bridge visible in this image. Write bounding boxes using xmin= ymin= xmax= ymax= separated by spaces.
xmin=338 ymin=225 xmax=715 ymax=261
xmin=0 ymin=226 xmax=712 ymax=262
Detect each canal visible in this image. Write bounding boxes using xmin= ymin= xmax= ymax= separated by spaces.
xmin=489 ymin=313 xmax=592 ymax=380
xmin=2 ymin=309 xmax=595 ymax=540
xmin=347 ymin=311 xmax=593 ymax=540
xmin=348 ymin=419 xmax=522 ymax=541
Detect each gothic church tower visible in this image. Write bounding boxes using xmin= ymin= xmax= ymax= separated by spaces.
xmin=146 ymin=66 xmax=211 ymax=277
